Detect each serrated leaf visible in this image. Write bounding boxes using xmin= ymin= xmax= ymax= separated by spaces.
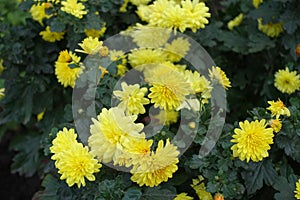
xmin=242 ymin=160 xmax=277 ymax=195
xmin=248 ymin=33 xmax=275 ymax=53
xmin=274 ymin=175 xmax=298 ymax=200
xmin=34 ymin=174 xmax=60 ymax=200
xmin=142 ymin=186 xmax=176 ymax=200
xmin=10 ymin=134 xmax=42 ymax=177
xmin=122 ymin=187 xmax=142 ymax=200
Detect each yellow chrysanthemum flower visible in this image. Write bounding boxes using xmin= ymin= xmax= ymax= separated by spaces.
xmin=76 ymin=37 xmax=104 ymax=55
xmin=274 ymin=67 xmax=300 ymax=94
xmin=147 ymin=65 xmax=191 ymax=110
xmin=160 ymin=4 xmax=188 ymax=32
xmin=267 ymin=99 xmax=290 ymax=118
xmin=253 ymin=0 xmax=263 ymax=8
xmin=50 ymin=128 xmax=78 ymax=158
xmin=50 ymin=128 xmax=101 ymax=188
xmin=109 ymin=50 xmax=126 ymax=61
xmin=88 ymin=107 xmax=144 ymax=163
xmin=142 ymin=0 xmax=174 ymax=25
xmin=114 ymin=137 xmax=152 ymax=167
xmin=0 ymin=88 xmax=5 ymax=101
xmin=128 ymin=48 xmax=168 ymax=69
xmin=130 ymin=139 xmax=179 ymax=187
xmin=191 ymin=176 xmax=213 ymax=200
xmin=295 ymin=179 xmax=300 ymax=199
xmin=269 ymin=119 xmax=282 ymax=133
xmin=258 ymin=18 xmax=284 ymax=38
xmin=209 ymin=66 xmax=231 ymax=90
xmin=113 ymin=82 xmax=150 ymax=115
xmin=231 ymin=119 xmax=274 ymax=162
xmin=174 ymin=193 xmax=193 ymax=200
xmin=84 ymin=25 xmax=107 ymax=38
xmin=55 ymin=50 xmax=83 ymax=88
xmin=227 ymin=13 xmax=244 ymax=30
xmin=29 ymin=3 xmax=52 ymax=25
xmin=181 ymin=0 xmax=211 ymax=32
xmin=61 ymin=0 xmax=87 ymax=19
xmin=183 ymin=70 xmax=211 ymax=94
xmin=132 ymin=24 xmax=171 ymax=48
xmin=39 ymin=26 xmax=65 ymax=42
xmin=164 ymin=37 xmax=190 ymax=62
xmin=153 ymin=109 xmax=178 ymax=126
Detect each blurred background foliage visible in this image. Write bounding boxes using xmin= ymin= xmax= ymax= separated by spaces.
xmin=0 ymin=0 xmax=300 ymax=199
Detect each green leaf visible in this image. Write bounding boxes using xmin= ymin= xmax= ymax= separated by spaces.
xmin=142 ymin=186 xmax=176 ymax=200
xmin=273 ymin=175 xmax=298 ymax=200
xmin=49 ymin=19 xmax=66 ymax=32
xmin=34 ymin=174 xmax=60 ymax=200
xmin=122 ymin=187 xmax=142 ymax=200
xmin=242 ymin=160 xmax=277 ymax=195
xmin=10 ymin=134 xmax=42 ymax=177
xmin=248 ymin=33 xmax=275 ymax=53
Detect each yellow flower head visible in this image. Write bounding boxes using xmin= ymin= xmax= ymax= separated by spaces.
xmin=181 ymin=0 xmax=211 ymax=32
xmin=39 ymin=26 xmax=65 ymax=42
xmin=160 ymin=4 xmax=188 ymax=32
xmin=30 ymin=3 xmax=52 ymax=25
xmin=130 ymin=139 xmax=179 ymax=187
xmin=184 ymin=70 xmax=211 ymax=94
xmin=88 ymin=107 xmax=144 ymax=163
xmin=55 ymin=50 xmax=83 ymax=88
xmin=109 ymin=50 xmax=126 ymax=61
xmin=114 ymin=137 xmax=152 ymax=167
xmin=227 ymin=13 xmax=244 ymax=30
xmin=132 ymin=24 xmax=171 ymax=48
xmin=76 ymin=37 xmax=104 ymax=55
xmin=274 ymin=67 xmax=300 ymax=94
xmin=164 ymin=37 xmax=190 ymax=62
xmin=258 ymin=18 xmax=284 ymax=38
xmin=50 ymin=128 xmax=101 ymax=188
xmin=253 ymin=0 xmax=263 ymax=8
xmin=269 ymin=118 xmax=282 ymax=133
xmin=128 ymin=48 xmax=168 ymax=69
xmin=267 ymin=99 xmax=290 ymax=118
xmin=61 ymin=0 xmax=87 ymax=19
xmin=209 ymin=66 xmax=231 ymax=90
xmin=231 ymin=119 xmax=274 ymax=162
xmin=147 ymin=65 xmax=191 ymax=110
xmin=113 ymin=82 xmax=150 ymax=115
xmin=153 ymin=109 xmax=178 ymax=126
xmin=295 ymin=179 xmax=300 ymax=199
xmin=0 ymin=88 xmax=5 ymax=101
xmin=174 ymin=193 xmax=193 ymax=200
xmin=191 ymin=176 xmax=213 ymax=200
xmin=84 ymin=25 xmax=106 ymax=38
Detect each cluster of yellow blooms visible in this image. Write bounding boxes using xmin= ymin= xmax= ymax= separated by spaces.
xmin=29 ymin=0 xmax=106 ymax=42
xmin=136 ymin=0 xmax=211 ymax=33
xmin=231 ymin=98 xmax=290 ymax=162
xmin=50 ymin=128 xmax=101 ymax=188
xmin=274 ymin=67 xmax=300 ymax=94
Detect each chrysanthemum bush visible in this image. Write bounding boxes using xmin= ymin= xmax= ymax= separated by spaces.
xmin=1 ymin=0 xmax=300 ymax=199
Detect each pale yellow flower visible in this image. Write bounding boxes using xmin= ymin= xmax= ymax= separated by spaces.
xmin=61 ymin=0 xmax=87 ymax=19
